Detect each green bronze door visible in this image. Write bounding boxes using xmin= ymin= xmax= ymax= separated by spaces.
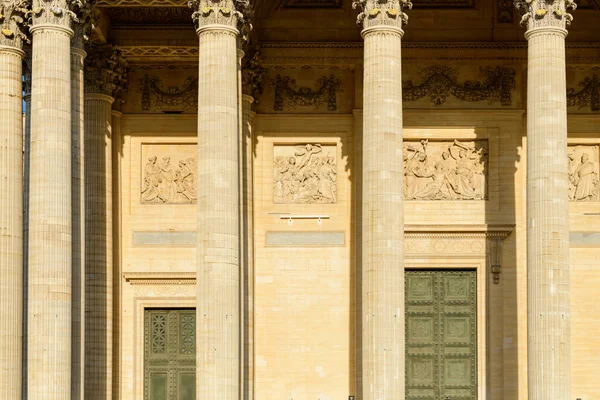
xmin=405 ymin=270 xmax=477 ymax=400
xmin=144 ymin=309 xmax=196 ymax=400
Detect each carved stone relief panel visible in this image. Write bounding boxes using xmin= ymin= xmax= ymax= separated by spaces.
xmin=403 ymin=139 xmax=488 ymax=200
xmin=567 ymin=67 xmax=600 ymax=112
xmin=273 ymin=143 xmax=337 ymax=204
xmin=568 ymin=145 xmax=599 ymax=202
xmin=141 ymin=144 xmax=197 ymax=204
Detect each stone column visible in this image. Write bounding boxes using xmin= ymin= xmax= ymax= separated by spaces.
xmin=514 ymin=0 xmax=576 ymax=398
xmin=352 ymin=0 xmax=411 ymax=398
xmin=71 ymin=16 xmax=89 ymax=398
xmin=28 ymin=0 xmax=74 ymax=397
xmin=0 ymin=3 xmax=28 ymax=397
xmin=83 ymin=46 xmax=126 ymax=400
xmin=241 ymin=50 xmax=262 ymax=400
xmin=188 ymin=0 xmax=249 ymax=396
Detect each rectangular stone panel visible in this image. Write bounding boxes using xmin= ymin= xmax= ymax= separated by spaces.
xmin=568 ymin=145 xmax=599 ymax=202
xmin=273 ymin=143 xmax=337 ymax=204
xmin=265 ymin=231 xmax=345 ymax=246
xmin=404 ymin=139 xmax=488 ymax=200
xmin=133 ymin=231 xmax=196 ymax=246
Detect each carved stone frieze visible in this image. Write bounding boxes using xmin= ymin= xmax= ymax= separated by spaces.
xmin=85 ymin=45 xmax=129 ymax=99
xmin=280 ymin=0 xmax=342 ymax=8
xmin=272 ymin=74 xmax=342 ymax=112
xmin=242 ymin=50 xmax=265 ymax=99
xmin=514 ymin=0 xmax=576 ymax=30
xmin=104 ymin=6 xmax=192 ymax=26
xmin=353 ymin=0 xmax=413 ymax=29
xmin=567 ymin=73 xmax=600 ymax=112
xmin=141 ymin=146 xmax=197 ymax=204
xmin=274 ymin=144 xmax=337 ymax=204
xmin=402 ymin=66 xmax=516 ymax=106
xmin=0 ymin=0 xmax=30 ymax=49
xmin=568 ymin=145 xmax=599 ymax=202
xmin=188 ymin=0 xmax=250 ymax=32
xmin=404 ymin=139 xmax=488 ymax=200
xmin=139 ymin=74 xmax=198 ymax=112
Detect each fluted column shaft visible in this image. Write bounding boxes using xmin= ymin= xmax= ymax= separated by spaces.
xmin=71 ymin=45 xmax=86 ymax=400
xmin=84 ymin=93 xmax=114 ymax=400
xmin=195 ymin=25 xmax=240 ymax=398
xmin=241 ymin=94 xmax=255 ymax=400
xmin=28 ymin=22 xmax=73 ymax=399
xmin=361 ymin=24 xmax=405 ymax=399
xmin=0 ymin=44 xmax=25 ymax=400
xmin=525 ymin=26 xmax=571 ymax=399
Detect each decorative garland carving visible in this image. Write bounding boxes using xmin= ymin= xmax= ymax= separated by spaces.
xmin=85 ymin=45 xmax=129 ymax=99
xmin=402 ymin=66 xmax=516 ymax=106
xmin=567 ymin=74 xmax=600 ymax=112
xmin=0 ymin=0 xmax=31 ymax=49
xmin=353 ymin=0 xmax=412 ymax=29
xmin=273 ymin=74 xmax=342 ymax=112
xmin=514 ymin=0 xmax=576 ymax=29
xmin=242 ymin=50 xmax=265 ymax=99
xmin=139 ymin=74 xmax=198 ymax=112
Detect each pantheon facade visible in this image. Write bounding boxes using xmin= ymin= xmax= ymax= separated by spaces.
xmin=0 ymin=0 xmax=599 ymax=398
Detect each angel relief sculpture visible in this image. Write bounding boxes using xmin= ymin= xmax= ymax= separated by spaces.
xmin=274 ymin=143 xmax=337 ymax=204
xmin=568 ymin=147 xmax=599 ymax=202
xmin=141 ymin=155 xmax=197 ymax=204
xmin=403 ymin=139 xmax=488 ymax=200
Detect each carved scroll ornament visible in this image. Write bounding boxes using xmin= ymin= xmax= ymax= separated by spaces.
xmin=274 ymin=144 xmax=337 ymax=204
xmin=273 ymin=74 xmax=342 ymax=112
xmin=403 ymin=66 xmax=516 ymax=106
xmin=568 ymin=145 xmax=599 ymax=202
xmin=567 ymin=74 xmax=600 ymax=112
xmin=141 ymin=155 xmax=197 ymax=204
xmin=404 ymin=139 xmax=488 ymax=200
xmin=140 ymin=74 xmax=198 ymax=112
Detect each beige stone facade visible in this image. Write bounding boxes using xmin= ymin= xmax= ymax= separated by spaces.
xmin=1 ymin=0 xmax=600 ymax=398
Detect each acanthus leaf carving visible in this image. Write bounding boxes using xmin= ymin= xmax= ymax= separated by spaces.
xmin=31 ymin=0 xmax=83 ymax=27
xmin=567 ymin=73 xmax=600 ymax=112
xmin=514 ymin=0 xmax=576 ymax=30
xmin=402 ymin=66 xmax=516 ymax=106
xmin=187 ymin=0 xmax=250 ymax=33
xmin=568 ymin=145 xmax=599 ymax=202
xmin=0 ymin=0 xmax=31 ymax=49
xmin=139 ymin=74 xmax=198 ymax=112
xmin=85 ymin=45 xmax=129 ymax=100
xmin=352 ymin=0 xmax=412 ymax=29
xmin=70 ymin=0 xmax=95 ymax=49
xmin=272 ymin=74 xmax=342 ymax=112
xmin=404 ymin=139 xmax=488 ymax=201
xmin=274 ymin=143 xmax=337 ymax=204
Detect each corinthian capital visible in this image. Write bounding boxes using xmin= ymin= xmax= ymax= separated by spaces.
xmin=188 ymin=0 xmax=250 ymax=33
xmin=515 ymin=0 xmax=576 ymax=30
xmin=353 ymin=0 xmax=412 ymax=30
xmin=85 ymin=45 xmax=128 ymax=98
xmin=31 ymin=0 xmax=81 ymax=28
xmin=70 ymin=0 xmax=95 ymax=49
xmin=0 ymin=0 xmax=31 ymax=49
xmin=242 ymin=50 xmax=264 ymax=99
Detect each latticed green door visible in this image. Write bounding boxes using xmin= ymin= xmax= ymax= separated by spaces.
xmin=145 ymin=309 xmax=196 ymax=400
xmin=405 ymin=270 xmax=477 ymax=400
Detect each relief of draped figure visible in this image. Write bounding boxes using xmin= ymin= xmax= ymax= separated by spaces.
xmin=403 ymin=139 xmax=488 ymax=200
xmin=568 ymin=145 xmax=599 ymax=202
xmin=274 ymin=143 xmax=337 ymax=204
xmin=141 ymin=155 xmax=197 ymax=204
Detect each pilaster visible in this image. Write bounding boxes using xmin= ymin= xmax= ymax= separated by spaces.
xmin=0 ymin=1 xmax=28 ymax=396
xmin=352 ymin=0 xmax=411 ymax=397
xmin=188 ymin=0 xmax=249 ymax=396
xmin=84 ymin=45 xmax=127 ymax=400
xmin=514 ymin=0 xmax=576 ymax=398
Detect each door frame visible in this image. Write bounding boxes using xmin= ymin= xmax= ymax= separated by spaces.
xmin=405 ymin=260 xmax=487 ymax=400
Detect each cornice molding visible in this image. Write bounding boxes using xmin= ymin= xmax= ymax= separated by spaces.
xmin=123 ymin=272 xmax=196 ymax=285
